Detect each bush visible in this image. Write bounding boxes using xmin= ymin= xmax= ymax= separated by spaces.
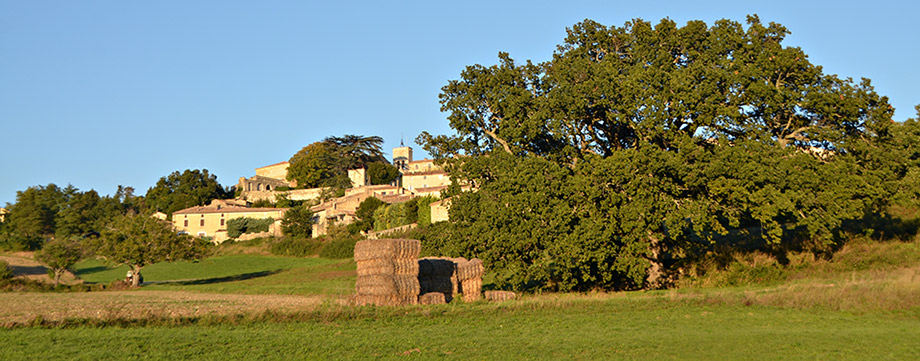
xmin=281 ymin=205 xmax=314 ymax=238
xmin=0 ymin=260 xmax=14 ymax=280
xmin=270 ymin=237 xmax=322 ymax=257
xmin=227 ymin=217 xmax=275 ymax=238
xmin=319 ymin=238 xmax=358 ymax=259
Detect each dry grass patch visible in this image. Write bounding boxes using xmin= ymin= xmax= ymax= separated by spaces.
xmin=0 ymin=291 xmax=332 ymax=327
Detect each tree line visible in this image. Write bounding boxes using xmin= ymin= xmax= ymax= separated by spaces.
xmin=419 ymin=16 xmax=920 ymax=292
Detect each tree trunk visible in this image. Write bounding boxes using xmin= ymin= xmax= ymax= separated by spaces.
xmin=131 ymin=266 xmax=141 ymax=287
xmin=645 ymin=235 xmax=664 ymax=289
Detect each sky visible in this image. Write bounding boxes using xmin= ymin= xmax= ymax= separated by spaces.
xmin=2 ymin=1 xmax=918 ymax=205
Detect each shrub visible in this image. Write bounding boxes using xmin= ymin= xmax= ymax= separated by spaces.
xmin=270 ymin=237 xmax=322 ymax=257
xmin=0 ymin=260 xmax=14 ymax=280
xmin=319 ymin=238 xmax=358 ymax=259
xmin=227 ymin=217 xmax=275 ymax=238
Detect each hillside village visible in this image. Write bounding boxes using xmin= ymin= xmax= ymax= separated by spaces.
xmin=170 ymin=144 xmax=456 ymax=243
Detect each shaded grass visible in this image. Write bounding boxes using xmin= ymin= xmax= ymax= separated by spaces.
xmin=2 ymin=295 xmax=919 ymax=360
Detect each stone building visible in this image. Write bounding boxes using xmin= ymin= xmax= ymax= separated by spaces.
xmin=172 ymin=199 xmax=286 ymax=243
xmin=310 ymin=185 xmax=412 ymax=237
xmin=0 ymin=207 xmax=7 ymax=223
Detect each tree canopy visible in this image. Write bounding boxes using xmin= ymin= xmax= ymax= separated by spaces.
xmin=86 ymin=213 xmax=209 ymax=287
xmin=144 ymin=169 xmax=230 ymax=216
xmin=287 ymin=135 xmax=388 ymax=188
xmin=420 ymin=16 xmax=912 ymax=292
xmin=1 ymin=184 xmax=141 ymax=250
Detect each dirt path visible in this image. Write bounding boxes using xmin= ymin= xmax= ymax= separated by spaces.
xmin=0 ymin=290 xmax=335 ymax=326
xmin=0 ymin=251 xmax=79 ymax=284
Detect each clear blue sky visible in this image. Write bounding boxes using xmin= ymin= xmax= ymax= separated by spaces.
xmin=2 ymin=1 xmax=917 ymax=205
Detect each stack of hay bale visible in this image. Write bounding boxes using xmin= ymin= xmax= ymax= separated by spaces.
xmin=455 ymin=258 xmax=484 ymax=302
xmin=416 ymin=257 xmax=484 ymax=303
xmin=418 ymin=257 xmax=459 ymax=304
xmin=354 ymin=239 xmax=420 ymax=306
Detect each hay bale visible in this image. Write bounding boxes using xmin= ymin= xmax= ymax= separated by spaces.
xmin=455 ymin=258 xmax=484 ymax=281
xmin=355 ymin=274 xmax=420 ymax=296
xmin=484 ymin=290 xmax=516 ymax=302
xmin=356 ymin=258 xmax=419 ymax=276
xmin=356 ymin=294 xmax=418 ymax=306
xmin=418 ymin=292 xmax=446 ymax=305
xmin=354 ymin=239 xmax=420 ymax=261
xmin=418 ymin=277 xmax=454 ymax=294
xmin=460 ymin=278 xmax=482 ymax=302
xmin=417 ymin=257 xmax=456 ymax=278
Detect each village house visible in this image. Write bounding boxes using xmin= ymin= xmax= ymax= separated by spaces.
xmin=0 ymin=207 xmax=8 ymax=223
xmin=172 ymin=199 xmax=286 ymax=243
xmin=310 ymin=185 xmax=413 ymax=237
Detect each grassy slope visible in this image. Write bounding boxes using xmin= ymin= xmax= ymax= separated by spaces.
xmin=73 ymin=255 xmax=357 ymax=296
xmin=2 ymin=297 xmax=919 ymax=360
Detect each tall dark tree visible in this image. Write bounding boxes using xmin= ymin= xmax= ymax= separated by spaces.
xmin=287 ymin=135 xmax=388 ymax=189
xmin=2 ymin=184 xmax=69 ymax=249
xmin=145 ymin=169 xmax=230 ymax=217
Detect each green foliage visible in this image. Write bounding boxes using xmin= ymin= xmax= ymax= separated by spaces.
xmin=85 ymin=213 xmax=210 ymax=286
xmin=35 ymin=238 xmax=83 ymax=285
xmin=281 ymin=205 xmax=314 ymax=238
xmin=367 ymin=162 xmax=400 ymax=185
xmin=372 ymin=201 xmax=418 ymax=231
xmin=419 ymin=16 xmax=915 ymax=292
xmin=144 ymin=169 xmax=230 ymax=216
xmin=350 ymin=197 xmax=386 ymax=233
xmin=287 ymin=135 xmax=387 ymax=189
xmin=0 ymin=260 xmax=13 ymax=280
xmin=3 ymin=184 xmax=69 ymax=247
xmin=226 ymin=217 xmax=274 ymax=239
xmin=318 ymin=238 xmax=358 ymax=259
xmin=415 ymin=196 xmax=436 ymax=226
xmin=0 ymin=184 xmax=140 ymax=250
xmin=273 ymin=194 xmax=302 ymax=208
xmin=269 ymin=237 xmax=322 ymax=257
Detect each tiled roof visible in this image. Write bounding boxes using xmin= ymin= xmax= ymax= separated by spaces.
xmin=173 ymin=205 xmax=286 ymax=215
xmin=403 ymin=170 xmax=447 ymax=176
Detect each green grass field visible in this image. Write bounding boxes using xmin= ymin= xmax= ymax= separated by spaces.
xmin=3 ymin=240 xmax=919 ymax=360
xmin=2 ymin=296 xmax=919 ymax=360
xmin=73 ymin=255 xmax=357 ymax=296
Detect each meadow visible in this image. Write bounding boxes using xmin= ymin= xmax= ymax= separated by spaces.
xmin=2 ymin=238 xmax=919 ymax=360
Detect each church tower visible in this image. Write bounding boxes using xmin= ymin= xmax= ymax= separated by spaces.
xmin=392 ymin=141 xmax=413 ymax=171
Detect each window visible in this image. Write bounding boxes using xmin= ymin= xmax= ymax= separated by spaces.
xmin=184 ymin=219 xmax=188 ymax=227
xmin=220 ymin=218 xmax=225 ymax=226
xmin=200 ymin=217 xmax=205 ymax=226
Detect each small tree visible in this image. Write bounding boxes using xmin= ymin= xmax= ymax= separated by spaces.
xmin=87 ymin=214 xmax=209 ymax=287
xmin=35 ymin=238 xmax=83 ymax=285
xmin=281 ymin=205 xmax=314 ymax=238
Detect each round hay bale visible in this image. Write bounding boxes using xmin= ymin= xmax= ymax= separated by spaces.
xmin=484 ymin=290 xmax=516 ymax=302
xmin=455 ymin=258 xmax=484 ymax=281
xmin=356 ymin=259 xmax=419 ymax=276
